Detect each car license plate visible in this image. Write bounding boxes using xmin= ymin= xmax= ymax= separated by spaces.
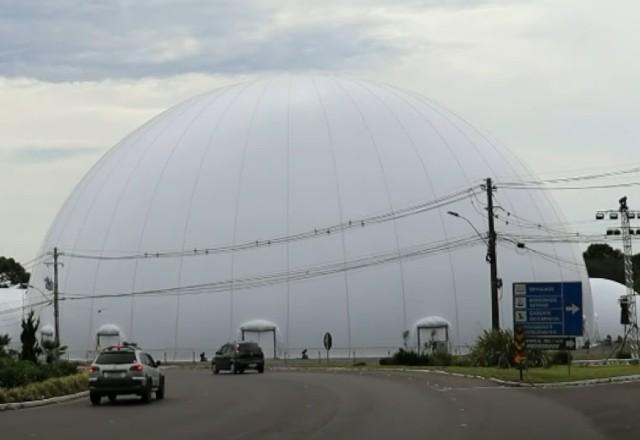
xmin=249 ymin=363 xmax=256 ymax=368
xmin=104 ymin=372 xmax=126 ymax=378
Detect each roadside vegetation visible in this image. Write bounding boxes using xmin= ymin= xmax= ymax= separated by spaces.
xmin=371 ymin=329 xmax=640 ymax=383
xmin=442 ymin=364 xmax=640 ymax=383
xmin=0 ymin=310 xmax=83 ymax=404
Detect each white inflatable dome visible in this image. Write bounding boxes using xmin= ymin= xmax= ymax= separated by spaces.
xmin=27 ymin=76 xmax=592 ymax=359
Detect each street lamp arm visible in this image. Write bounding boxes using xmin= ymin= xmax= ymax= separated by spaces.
xmin=27 ymin=284 xmax=52 ymax=302
xmin=447 ymin=211 xmax=488 ymax=246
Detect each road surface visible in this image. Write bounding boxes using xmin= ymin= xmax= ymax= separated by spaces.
xmin=1 ymin=368 xmax=636 ymax=439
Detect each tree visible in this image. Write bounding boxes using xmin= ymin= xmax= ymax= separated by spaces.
xmin=20 ymin=311 xmax=41 ymax=363
xmin=583 ymin=243 xmax=640 ymax=291
xmin=0 ymin=334 xmax=10 ymax=357
xmin=0 ymin=256 xmax=30 ymax=288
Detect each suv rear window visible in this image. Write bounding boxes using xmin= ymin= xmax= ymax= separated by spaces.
xmin=96 ymin=351 xmax=137 ymax=364
xmin=238 ymin=342 xmax=259 ymax=352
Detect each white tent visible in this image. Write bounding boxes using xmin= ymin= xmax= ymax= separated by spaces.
xmin=240 ymin=319 xmax=278 ymax=359
xmin=96 ymin=323 xmax=124 ymax=351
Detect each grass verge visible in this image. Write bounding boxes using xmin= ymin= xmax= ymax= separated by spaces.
xmin=0 ymin=372 xmax=88 ymax=404
xmin=267 ymin=360 xmax=640 ymax=384
xmin=439 ymin=365 xmax=640 ymax=383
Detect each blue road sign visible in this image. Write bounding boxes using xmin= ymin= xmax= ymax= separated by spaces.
xmin=512 ymin=282 xmax=583 ymax=337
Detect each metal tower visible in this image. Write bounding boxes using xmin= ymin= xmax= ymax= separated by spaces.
xmin=597 ymin=196 xmax=639 ymax=359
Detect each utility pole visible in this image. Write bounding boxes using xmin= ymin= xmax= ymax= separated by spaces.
xmin=596 ymin=197 xmax=639 ymax=359
xmin=485 ymin=178 xmax=500 ymax=330
xmin=53 ymin=247 xmax=60 ymax=347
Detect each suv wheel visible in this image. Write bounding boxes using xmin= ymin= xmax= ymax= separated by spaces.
xmin=140 ymin=379 xmax=152 ymax=403
xmin=156 ymin=376 xmax=165 ymax=400
xmin=90 ymin=392 xmax=101 ymax=406
xmin=257 ymin=364 xmax=264 ymax=374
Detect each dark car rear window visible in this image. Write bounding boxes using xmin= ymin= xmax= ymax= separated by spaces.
xmin=238 ymin=342 xmax=260 ymax=352
xmin=96 ymin=351 xmax=137 ymax=364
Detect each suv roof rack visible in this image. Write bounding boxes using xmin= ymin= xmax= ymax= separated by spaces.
xmin=105 ymin=342 xmax=139 ymax=352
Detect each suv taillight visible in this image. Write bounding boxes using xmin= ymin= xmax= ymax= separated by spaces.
xmin=129 ymin=363 xmax=144 ymax=372
xmin=90 ymin=366 xmax=99 ymax=373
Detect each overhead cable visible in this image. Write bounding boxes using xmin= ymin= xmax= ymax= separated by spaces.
xmin=59 ymin=186 xmax=480 ymax=262
xmin=59 ymin=234 xmax=484 ymax=302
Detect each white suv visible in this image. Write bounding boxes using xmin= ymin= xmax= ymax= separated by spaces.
xmin=88 ymin=344 xmax=165 ymax=405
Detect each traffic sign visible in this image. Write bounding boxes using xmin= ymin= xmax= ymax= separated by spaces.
xmin=513 ymin=326 xmax=526 ymax=365
xmin=512 ymin=282 xmax=583 ymax=337
xmin=323 ymin=332 xmax=333 ymax=351
xmin=525 ymin=336 xmax=577 ymax=351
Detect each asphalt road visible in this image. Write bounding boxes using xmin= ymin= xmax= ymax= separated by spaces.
xmin=1 ymin=368 xmax=637 ymax=439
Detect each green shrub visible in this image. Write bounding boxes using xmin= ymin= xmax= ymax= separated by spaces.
xmin=451 ymin=355 xmax=473 ymax=367
xmin=430 ymin=349 xmax=452 ymax=366
xmin=549 ymin=350 xmax=570 ymax=366
xmin=392 ymin=349 xmax=431 ymax=366
xmin=379 ymin=348 xmax=460 ymax=366
xmin=525 ymin=349 xmax=553 ymax=368
xmin=378 ymin=349 xmax=431 ymax=366
xmin=0 ymin=359 xmax=78 ymax=388
xmin=470 ymin=329 xmax=515 ymax=368
xmin=0 ymin=373 xmax=88 ymax=404
xmin=616 ymin=350 xmax=632 ymax=359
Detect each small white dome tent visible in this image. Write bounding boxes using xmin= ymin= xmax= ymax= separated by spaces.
xmin=96 ymin=323 xmax=124 ymax=352
xmin=240 ymin=319 xmax=279 ymax=359
xmin=40 ymin=324 xmax=55 ymax=342
xmin=414 ymin=316 xmax=451 ymax=354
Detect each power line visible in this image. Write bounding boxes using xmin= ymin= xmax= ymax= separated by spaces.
xmin=0 ymin=299 xmax=50 ymax=318
xmin=499 ymin=237 xmax=586 ymax=269
xmin=19 ymin=253 xmax=51 ymax=269
xmin=58 ymin=185 xmax=480 ymax=262
xmin=497 ymin=181 xmax=640 ymax=191
xmin=501 ymin=166 xmax=640 ymax=185
xmin=58 ymin=234 xmax=484 ymax=302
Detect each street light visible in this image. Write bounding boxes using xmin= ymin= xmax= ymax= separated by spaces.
xmin=25 ymin=284 xmax=53 ymax=323
xmin=446 ymin=210 xmax=500 ymax=330
xmin=446 ymin=211 xmax=488 ymax=245
xmin=27 ymin=284 xmax=52 ymax=302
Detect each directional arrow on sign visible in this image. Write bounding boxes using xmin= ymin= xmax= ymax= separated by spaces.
xmin=565 ymin=304 xmax=580 ymax=315
xmin=565 ymin=339 xmax=576 ymax=349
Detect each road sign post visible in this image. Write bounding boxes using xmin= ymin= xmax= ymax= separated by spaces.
xmin=514 ymin=326 xmax=526 ymax=381
xmin=323 ymin=332 xmax=332 ymax=365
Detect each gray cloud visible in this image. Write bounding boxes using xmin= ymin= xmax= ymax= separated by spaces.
xmin=0 ymin=0 xmax=528 ymax=81
xmin=11 ymin=146 xmax=105 ymax=164
xmin=0 ymin=0 xmax=411 ymax=81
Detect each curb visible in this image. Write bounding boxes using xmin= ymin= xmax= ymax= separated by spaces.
xmin=0 ymin=391 xmax=88 ymax=411
xmin=405 ymin=368 xmax=640 ymax=388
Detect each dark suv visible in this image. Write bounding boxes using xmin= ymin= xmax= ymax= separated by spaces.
xmin=213 ymin=342 xmax=265 ymax=374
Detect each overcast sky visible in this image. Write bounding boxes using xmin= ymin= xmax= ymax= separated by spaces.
xmin=1 ymin=0 xmax=639 ymax=263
